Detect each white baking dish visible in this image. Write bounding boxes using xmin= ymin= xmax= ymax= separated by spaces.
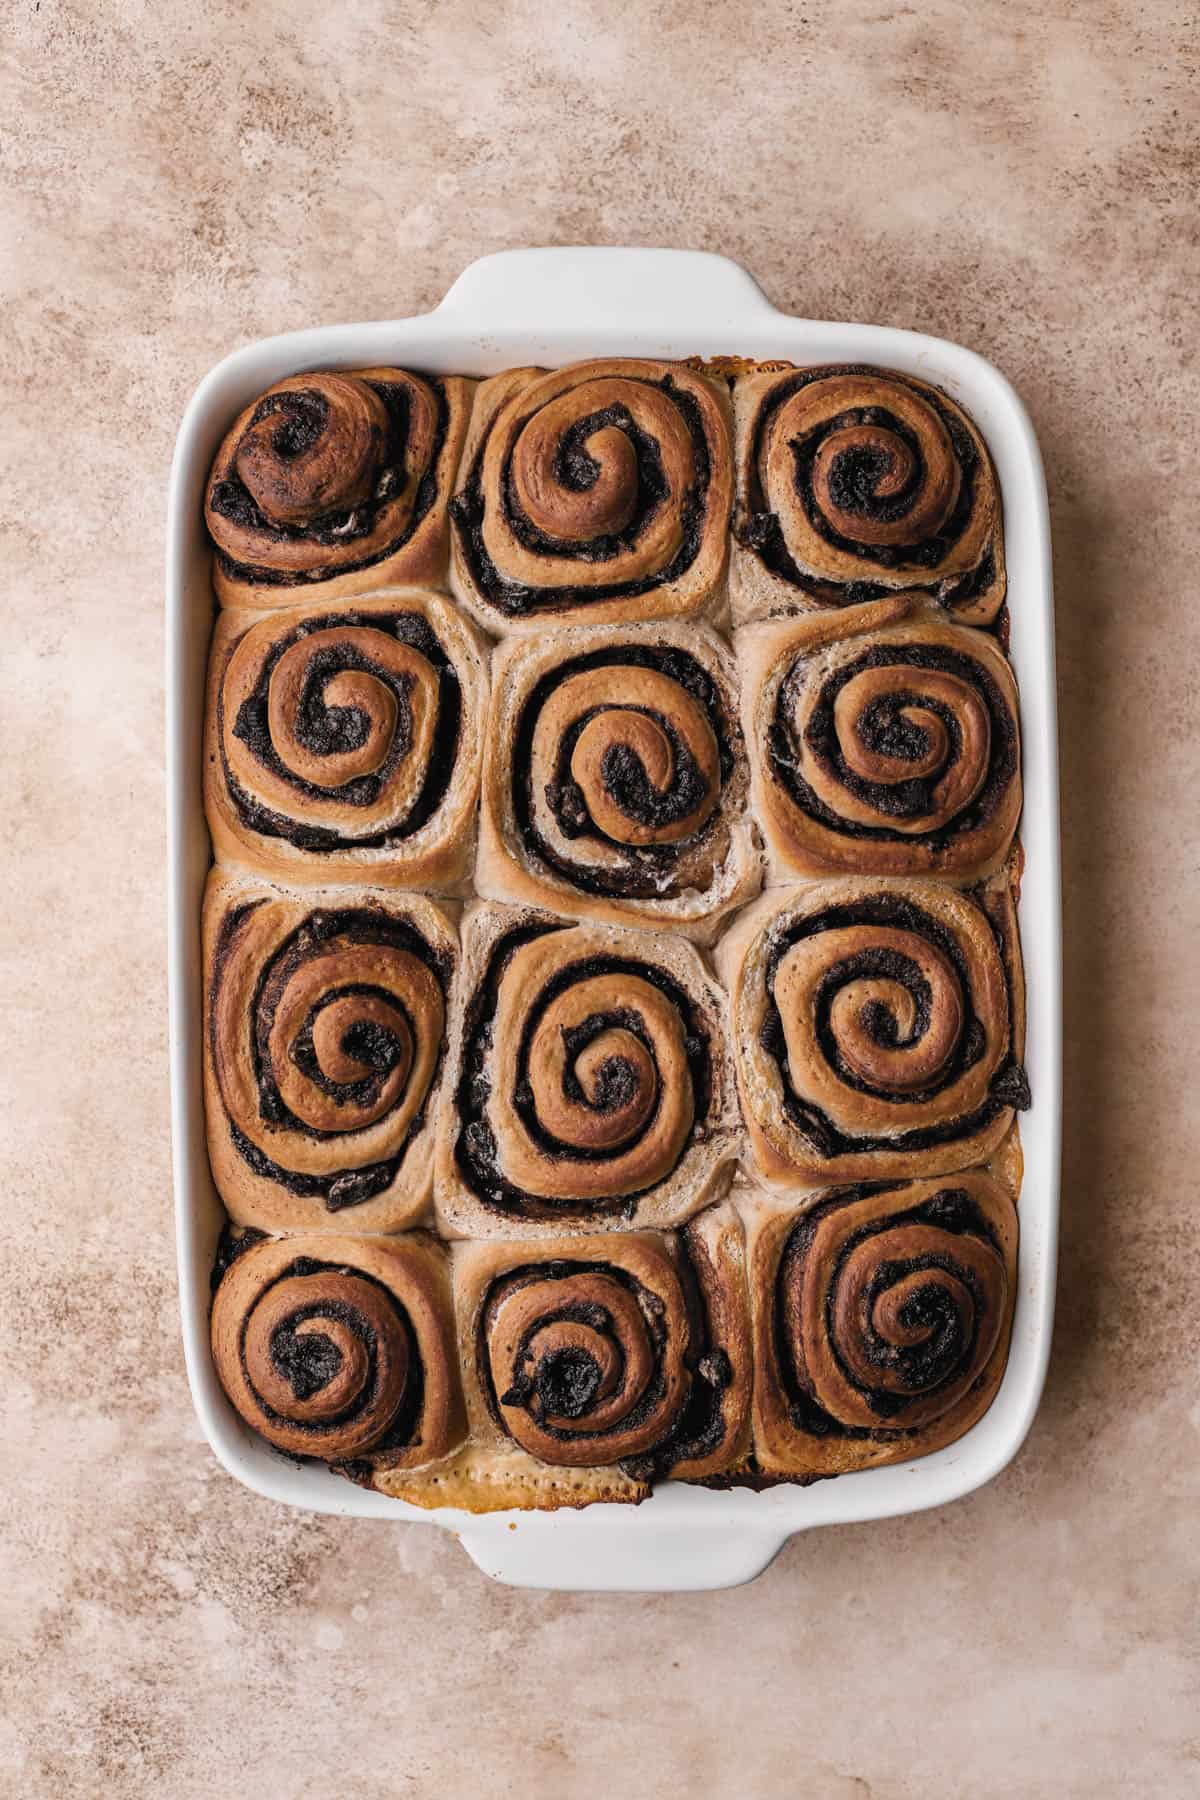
xmin=166 ymin=247 xmax=1060 ymax=1591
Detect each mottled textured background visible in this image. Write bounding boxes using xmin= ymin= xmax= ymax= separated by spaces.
xmin=3 ymin=0 xmax=1197 ymax=1794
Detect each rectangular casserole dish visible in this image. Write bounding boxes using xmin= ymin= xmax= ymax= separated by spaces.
xmin=167 ymin=247 xmax=1060 ymax=1591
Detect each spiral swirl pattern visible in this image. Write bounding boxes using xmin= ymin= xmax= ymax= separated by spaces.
xmin=204 ymin=879 xmax=455 ymax=1232
xmin=479 ymin=1250 xmax=690 ymax=1466
xmin=748 ymin=603 xmax=1021 ymax=878
xmin=204 ymin=368 xmax=469 ymax=606
xmin=442 ymin=912 xmax=735 ymax=1235
xmin=480 ymin=623 xmax=757 ymax=939
xmin=722 ymin=880 xmax=1028 ymax=1184
xmin=733 ymin=365 xmax=1003 ymax=625
xmin=205 ymin=592 xmax=487 ymax=887
xmin=752 ymin=1173 xmax=1018 ymax=1474
xmin=210 ymin=1232 xmax=462 ymax=1469
xmin=449 ymin=360 xmax=733 ymax=632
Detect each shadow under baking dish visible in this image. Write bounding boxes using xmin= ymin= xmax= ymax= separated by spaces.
xmin=166 ymin=246 xmax=1060 ymax=1592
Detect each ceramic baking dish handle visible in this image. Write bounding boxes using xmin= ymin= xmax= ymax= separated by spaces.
xmin=455 ymin=1505 xmax=790 ymax=1592
xmin=436 ymin=246 xmax=779 ymax=336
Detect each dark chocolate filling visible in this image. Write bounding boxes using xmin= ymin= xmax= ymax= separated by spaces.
xmin=256 ymin=389 xmax=328 ymax=462
xmin=227 ymin=1122 xmax=402 ymax=1212
xmin=770 ymin=641 xmax=1018 ymax=847
xmin=793 ymin=404 xmax=979 ymax=568
xmin=449 ymin=375 xmax=713 ymax=615
xmin=512 ymin=642 xmax=738 ymax=900
xmin=774 ymin=1185 xmax=1000 ymax=1440
xmin=579 ymin=712 xmax=706 ymax=830
xmin=209 ymin=376 xmax=450 ymax=587
xmin=758 ymin=892 xmax=1028 ymax=1158
xmin=529 ymin=1342 xmax=607 ymax=1420
xmin=271 ymin=1303 xmax=351 ymax=1400
xmin=218 ymin=610 xmax=462 ymax=852
xmin=557 ymin=1011 xmax=643 ymax=1115
xmin=511 ymin=960 xmax=708 ymax=1159
xmin=498 ymin=1300 xmax=622 ymax=1419
xmin=825 ymin=440 xmax=914 ymax=519
xmin=454 ymin=929 xmax=711 ymax=1221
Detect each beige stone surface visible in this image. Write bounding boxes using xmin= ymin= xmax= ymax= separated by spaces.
xmin=2 ymin=1 xmax=1197 ymax=1794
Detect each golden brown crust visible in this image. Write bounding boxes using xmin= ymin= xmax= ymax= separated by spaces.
xmin=730 ymin=364 xmax=1005 ymax=627
xmin=371 ymin=1442 xmax=650 ymax=1511
xmin=435 ymin=902 xmax=740 ymax=1238
xmin=476 ymin=619 xmax=761 ymax=942
xmin=448 ymin=360 xmax=733 ymax=635
xmin=210 ymin=1230 xmax=465 ymax=1473
xmin=740 ymin=1171 xmax=1018 ymax=1477
xmin=203 ymin=588 xmax=489 ymax=891
xmin=716 ymin=872 xmax=1028 ymax=1187
xmin=202 ymin=869 xmax=457 ymax=1233
xmin=736 ymin=597 xmax=1022 ymax=881
xmin=205 ymin=369 xmax=473 ymax=608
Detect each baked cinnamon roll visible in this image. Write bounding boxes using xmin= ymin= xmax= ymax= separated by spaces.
xmin=203 ymin=871 xmax=456 ymax=1233
xmin=737 ymin=596 xmax=1021 ymax=880
xmin=448 ymin=360 xmax=733 ymax=634
xmin=717 ymin=874 xmax=1028 ymax=1186
xmin=743 ymin=1170 xmax=1018 ymax=1476
xmin=477 ymin=620 xmax=760 ymax=942
xmin=204 ymin=369 xmax=472 ymax=608
xmin=370 ymin=1203 xmax=749 ymax=1510
xmin=436 ymin=904 xmax=739 ymax=1237
xmin=731 ymin=365 xmax=1004 ymax=627
xmin=210 ymin=1229 xmax=464 ymax=1483
xmin=204 ymin=590 xmax=488 ymax=890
